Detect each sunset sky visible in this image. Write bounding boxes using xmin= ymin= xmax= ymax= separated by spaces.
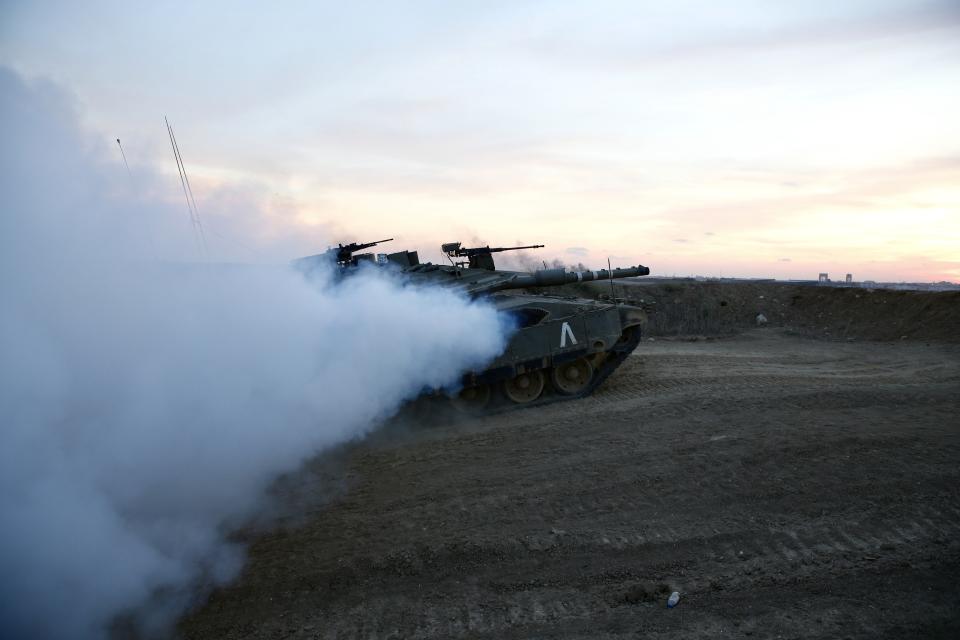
xmin=2 ymin=0 xmax=958 ymax=281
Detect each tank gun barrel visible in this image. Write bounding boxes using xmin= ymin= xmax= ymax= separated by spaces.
xmin=490 ymin=244 xmax=544 ymax=252
xmin=459 ymin=244 xmax=544 ymax=257
xmin=489 ymin=265 xmax=650 ymax=293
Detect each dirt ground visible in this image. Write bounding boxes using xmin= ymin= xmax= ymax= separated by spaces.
xmin=179 ymin=330 xmax=960 ymax=639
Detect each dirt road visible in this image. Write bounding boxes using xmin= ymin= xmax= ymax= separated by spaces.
xmin=180 ymin=330 xmax=960 ymax=639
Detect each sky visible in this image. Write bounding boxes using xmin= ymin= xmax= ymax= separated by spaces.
xmin=2 ymin=0 xmax=959 ymax=281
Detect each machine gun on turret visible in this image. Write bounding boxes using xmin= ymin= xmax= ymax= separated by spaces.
xmin=291 ymin=238 xmax=393 ymax=274
xmin=331 ymin=238 xmax=394 ymax=266
xmin=442 ymin=241 xmax=545 ymax=270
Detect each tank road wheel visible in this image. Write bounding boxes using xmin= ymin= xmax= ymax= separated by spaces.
xmin=503 ymin=370 xmax=546 ymax=404
xmin=450 ymin=384 xmax=491 ymax=413
xmin=551 ymin=358 xmax=595 ymax=395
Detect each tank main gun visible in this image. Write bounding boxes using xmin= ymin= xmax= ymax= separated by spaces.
xmin=442 ymin=241 xmax=545 ymax=270
xmin=473 ymin=264 xmax=650 ymax=295
xmin=331 ymin=238 xmax=393 ymax=266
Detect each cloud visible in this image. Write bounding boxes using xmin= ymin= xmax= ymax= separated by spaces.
xmin=653 ymin=156 xmax=960 ymax=234
xmin=519 ymin=2 xmax=960 ymax=71
xmin=0 ymin=67 xmax=508 ymax=639
xmin=565 ymin=246 xmax=589 ymax=256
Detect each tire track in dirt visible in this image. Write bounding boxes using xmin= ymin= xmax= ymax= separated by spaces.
xmin=308 ymin=500 xmax=960 ymax=640
xmin=180 ymin=331 xmax=960 ymax=640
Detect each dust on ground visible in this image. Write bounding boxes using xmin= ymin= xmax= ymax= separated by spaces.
xmin=179 ymin=329 xmax=960 ymax=639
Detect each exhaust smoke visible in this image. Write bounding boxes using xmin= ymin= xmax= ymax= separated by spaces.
xmin=0 ymin=68 xmax=508 ymax=639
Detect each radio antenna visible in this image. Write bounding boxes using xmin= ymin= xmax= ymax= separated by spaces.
xmin=165 ymin=117 xmax=207 ymax=257
xmin=116 ymin=138 xmax=131 ymax=177
xmin=608 ymin=257 xmax=616 ymax=301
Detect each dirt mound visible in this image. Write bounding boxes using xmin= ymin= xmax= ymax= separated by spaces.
xmin=573 ymin=281 xmax=960 ymax=342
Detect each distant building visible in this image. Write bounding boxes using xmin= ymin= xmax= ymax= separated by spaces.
xmin=845 ymin=273 xmax=853 ymax=283
xmin=818 ymin=273 xmax=829 ymax=283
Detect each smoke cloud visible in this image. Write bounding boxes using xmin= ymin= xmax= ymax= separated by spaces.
xmin=0 ymin=68 xmax=508 ymax=639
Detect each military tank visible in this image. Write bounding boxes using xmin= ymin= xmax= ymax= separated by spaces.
xmin=294 ymin=239 xmax=650 ymax=414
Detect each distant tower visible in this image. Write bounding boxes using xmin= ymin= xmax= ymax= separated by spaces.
xmin=845 ymin=273 xmax=852 ymax=283
xmin=818 ymin=273 xmax=829 ymax=283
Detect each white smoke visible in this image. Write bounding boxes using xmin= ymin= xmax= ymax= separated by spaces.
xmin=0 ymin=69 xmax=509 ymax=639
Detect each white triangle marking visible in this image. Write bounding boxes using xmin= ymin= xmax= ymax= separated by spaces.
xmin=560 ymin=322 xmax=578 ymax=348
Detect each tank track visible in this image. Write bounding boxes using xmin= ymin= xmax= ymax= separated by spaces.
xmin=401 ymin=327 xmax=644 ymax=422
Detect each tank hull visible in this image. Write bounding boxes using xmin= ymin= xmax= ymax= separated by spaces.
xmin=469 ymin=293 xmax=643 ymax=383
xmin=434 ymin=291 xmax=647 ymax=414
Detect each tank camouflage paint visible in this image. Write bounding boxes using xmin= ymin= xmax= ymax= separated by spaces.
xmin=294 ymin=240 xmax=650 ymax=413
